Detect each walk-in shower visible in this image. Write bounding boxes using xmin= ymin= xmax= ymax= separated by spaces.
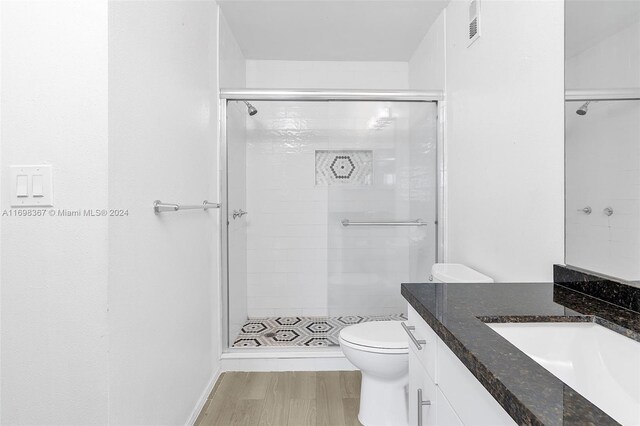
xmin=220 ymin=90 xmax=441 ymax=350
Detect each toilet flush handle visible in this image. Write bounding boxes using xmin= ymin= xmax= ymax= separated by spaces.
xmin=401 ymin=322 xmax=426 ymax=350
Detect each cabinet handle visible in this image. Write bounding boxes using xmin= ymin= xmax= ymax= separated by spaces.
xmin=417 ymin=388 xmax=432 ymax=426
xmin=401 ymin=322 xmax=427 ymax=350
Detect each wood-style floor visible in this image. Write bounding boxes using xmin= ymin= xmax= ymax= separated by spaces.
xmin=195 ymin=371 xmax=363 ymax=426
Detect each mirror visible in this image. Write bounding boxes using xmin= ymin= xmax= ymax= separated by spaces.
xmin=565 ymin=1 xmax=640 ymax=283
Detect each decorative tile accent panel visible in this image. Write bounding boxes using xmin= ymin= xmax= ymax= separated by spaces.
xmin=315 ymin=150 xmax=373 ymax=186
xmin=232 ymin=313 xmax=406 ymax=348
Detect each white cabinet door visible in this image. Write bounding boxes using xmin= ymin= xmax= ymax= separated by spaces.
xmin=407 ymin=305 xmax=438 ymax=382
xmin=436 ymin=388 xmax=463 ymax=426
xmin=408 ymin=348 xmax=437 ymax=426
xmin=407 ymin=302 xmax=517 ymax=426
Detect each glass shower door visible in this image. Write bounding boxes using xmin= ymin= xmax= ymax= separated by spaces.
xmin=324 ymin=101 xmax=438 ymax=318
xmin=226 ymin=101 xmax=249 ymax=343
xmin=226 ymin=99 xmax=438 ymax=348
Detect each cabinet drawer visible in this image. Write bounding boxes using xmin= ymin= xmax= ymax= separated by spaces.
xmin=437 ymin=340 xmax=516 ymax=425
xmin=406 ymin=304 xmax=437 ymax=381
xmin=408 ymin=349 xmax=437 ymax=426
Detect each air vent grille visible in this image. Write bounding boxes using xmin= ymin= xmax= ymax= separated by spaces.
xmin=469 ymin=17 xmax=478 ymax=39
xmin=468 ymin=0 xmax=480 ymax=47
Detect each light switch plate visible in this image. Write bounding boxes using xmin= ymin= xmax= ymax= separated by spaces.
xmin=10 ymin=165 xmax=53 ymax=207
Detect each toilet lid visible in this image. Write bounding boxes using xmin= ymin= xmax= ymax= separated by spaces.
xmin=339 ymin=321 xmax=408 ymax=350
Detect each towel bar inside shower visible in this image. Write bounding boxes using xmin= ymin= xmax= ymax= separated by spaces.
xmin=153 ymin=200 xmax=220 ymax=214
xmin=341 ymin=219 xmax=426 ymax=227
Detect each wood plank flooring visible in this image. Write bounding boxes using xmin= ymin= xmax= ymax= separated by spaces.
xmin=195 ymin=371 xmax=363 ymax=426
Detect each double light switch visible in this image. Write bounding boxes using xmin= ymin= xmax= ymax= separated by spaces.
xmin=10 ymin=165 xmax=53 ymax=207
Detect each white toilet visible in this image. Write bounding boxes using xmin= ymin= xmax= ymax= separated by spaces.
xmin=339 ymin=321 xmax=409 ymax=426
xmin=339 ymin=263 xmax=493 ymax=426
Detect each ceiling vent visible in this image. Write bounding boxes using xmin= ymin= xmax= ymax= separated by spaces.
xmin=468 ymin=0 xmax=480 ymax=47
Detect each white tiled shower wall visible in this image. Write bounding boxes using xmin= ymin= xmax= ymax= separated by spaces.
xmin=565 ymin=17 xmax=640 ymax=281
xmin=236 ymin=101 xmax=437 ymax=317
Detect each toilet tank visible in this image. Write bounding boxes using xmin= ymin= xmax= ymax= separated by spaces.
xmin=430 ymin=263 xmax=494 ymax=283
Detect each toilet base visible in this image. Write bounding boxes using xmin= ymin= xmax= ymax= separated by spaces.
xmin=358 ymin=371 xmax=409 ymax=426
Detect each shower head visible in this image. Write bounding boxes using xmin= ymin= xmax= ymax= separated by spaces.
xmin=244 ymin=101 xmax=258 ymax=116
xmin=576 ymin=101 xmax=590 ymax=116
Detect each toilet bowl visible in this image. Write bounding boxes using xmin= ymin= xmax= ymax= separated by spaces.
xmin=339 ymin=321 xmax=409 ymax=426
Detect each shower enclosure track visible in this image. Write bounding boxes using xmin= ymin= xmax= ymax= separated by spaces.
xmin=220 ymin=88 xmax=443 ymax=101
xmin=565 ymin=88 xmax=640 ymax=102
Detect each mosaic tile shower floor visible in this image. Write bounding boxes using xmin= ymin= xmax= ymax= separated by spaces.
xmin=232 ymin=313 xmax=407 ymax=348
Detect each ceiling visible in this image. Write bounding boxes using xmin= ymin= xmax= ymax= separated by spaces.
xmin=566 ymin=0 xmax=640 ymax=58
xmin=218 ymin=1 xmax=449 ymax=62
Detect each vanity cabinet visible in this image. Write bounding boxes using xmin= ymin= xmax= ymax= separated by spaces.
xmin=408 ymin=348 xmax=463 ymax=426
xmin=405 ymin=305 xmax=516 ymax=426
xmin=408 ymin=349 xmax=440 ymax=426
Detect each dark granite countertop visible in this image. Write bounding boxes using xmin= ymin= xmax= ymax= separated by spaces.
xmin=401 ymin=282 xmax=640 ymax=426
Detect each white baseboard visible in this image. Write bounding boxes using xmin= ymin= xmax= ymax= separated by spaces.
xmin=185 ymin=367 xmax=222 ymax=426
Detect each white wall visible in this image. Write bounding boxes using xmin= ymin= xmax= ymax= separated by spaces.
xmin=409 ymin=10 xmax=446 ymax=91
xmin=565 ymin=18 xmax=640 ymax=281
xmin=566 ymin=19 xmax=640 ymax=90
xmin=2 ymin=2 xmax=222 ymax=422
xmin=443 ymin=0 xmax=565 ymax=281
xmin=409 ymin=10 xmax=447 ymax=263
xmin=246 ymin=60 xmax=409 ymax=89
xmin=219 ymin=12 xmax=246 ymax=88
xmin=1 ymin=1 xmax=109 ymax=423
xmin=108 ymin=2 xmax=220 ymax=424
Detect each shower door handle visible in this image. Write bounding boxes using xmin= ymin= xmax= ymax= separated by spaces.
xmin=232 ymin=209 xmax=248 ymax=219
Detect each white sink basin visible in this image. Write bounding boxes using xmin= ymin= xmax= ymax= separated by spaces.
xmin=487 ymin=322 xmax=640 ymax=425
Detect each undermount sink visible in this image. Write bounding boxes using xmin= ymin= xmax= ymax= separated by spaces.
xmin=487 ymin=322 xmax=640 ymax=425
